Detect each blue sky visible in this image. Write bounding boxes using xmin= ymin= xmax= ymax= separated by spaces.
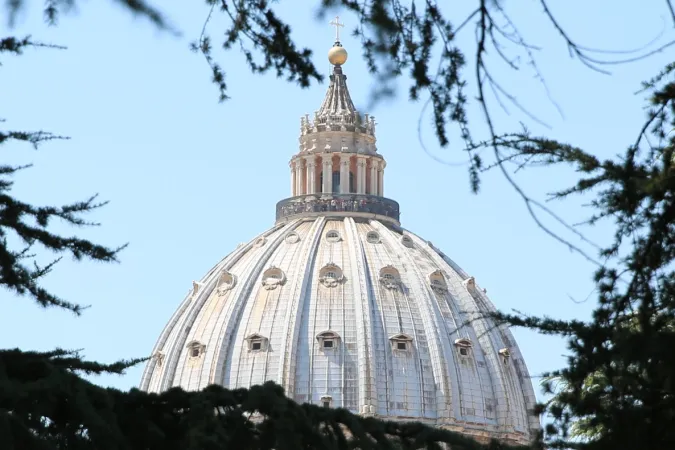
xmin=1 ymin=0 xmax=672 ymax=398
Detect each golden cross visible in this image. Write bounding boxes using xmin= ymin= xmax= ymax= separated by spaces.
xmin=329 ymin=16 xmax=344 ymax=42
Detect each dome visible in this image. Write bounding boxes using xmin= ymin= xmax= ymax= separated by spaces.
xmin=141 ymin=218 xmax=538 ymax=444
xmin=140 ymin=25 xmax=539 ymax=447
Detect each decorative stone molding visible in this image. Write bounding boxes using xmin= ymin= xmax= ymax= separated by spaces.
xmin=261 ymin=266 xmax=286 ymax=290
xmin=320 ymin=395 xmax=333 ymax=408
xmin=285 ymin=232 xmax=300 ymax=244
xmin=216 ymin=269 xmax=236 ymax=295
xmin=318 ymin=263 xmax=344 ymax=287
xmin=186 ymin=340 xmax=206 ymax=359
xmin=316 ymin=330 xmax=340 ymax=350
xmin=325 ymin=229 xmax=341 ymax=243
xmin=454 ymin=338 xmax=473 ymax=357
xmin=389 ymin=333 xmax=413 ymax=352
xmin=254 ymin=237 xmax=267 ymax=248
xmin=499 ymin=348 xmax=511 ymax=364
xmin=379 ymin=265 xmax=401 ymax=290
xmin=366 ymin=230 xmax=380 ymax=244
xmin=401 ymin=235 xmax=414 ymax=248
xmin=429 ymin=270 xmax=448 ymax=293
xmin=245 ymin=333 xmax=269 ymax=352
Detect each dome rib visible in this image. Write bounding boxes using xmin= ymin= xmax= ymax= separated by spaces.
xmin=278 ymin=217 xmax=326 ymax=392
xmin=344 ymin=217 xmax=376 ymax=414
xmin=142 ymin=218 xmax=539 ymax=445
xmin=372 ymin=221 xmax=454 ymax=418
xmin=219 ymin=221 xmax=301 ymax=388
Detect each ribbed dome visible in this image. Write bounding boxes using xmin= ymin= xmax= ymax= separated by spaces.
xmin=140 ymin=217 xmax=538 ymax=445
xmin=141 ymin=27 xmax=539 ymax=446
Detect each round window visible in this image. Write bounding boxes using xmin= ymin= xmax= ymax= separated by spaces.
xmin=285 ymin=232 xmax=300 ymax=244
xmin=325 ymin=230 xmax=341 ymax=242
xmin=366 ymin=231 xmax=380 ymax=244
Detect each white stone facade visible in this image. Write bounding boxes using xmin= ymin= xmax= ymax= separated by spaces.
xmin=140 ymin=218 xmax=538 ymax=444
xmin=140 ymin=40 xmax=539 ymax=446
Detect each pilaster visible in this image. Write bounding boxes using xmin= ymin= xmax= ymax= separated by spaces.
xmin=295 ymin=159 xmax=305 ymax=196
xmin=305 ymin=156 xmax=317 ymax=195
xmin=369 ymin=159 xmax=378 ymax=195
xmin=290 ymin=160 xmax=296 ymax=196
xmin=321 ymin=154 xmax=332 ymax=193
xmin=340 ymin=154 xmax=351 ymax=194
xmin=377 ymin=160 xmax=385 ymax=196
xmin=356 ymin=156 xmax=366 ymax=194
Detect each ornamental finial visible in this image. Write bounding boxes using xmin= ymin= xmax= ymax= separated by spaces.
xmin=328 ymin=16 xmax=348 ymax=65
xmin=329 ymin=16 xmax=344 ymax=44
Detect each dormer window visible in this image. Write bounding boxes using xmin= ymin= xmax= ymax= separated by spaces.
xmin=325 ymin=230 xmax=341 ymax=242
xmin=186 ymin=341 xmax=206 ymax=359
xmin=379 ymin=266 xmax=401 ymax=290
xmin=321 ymin=395 xmax=332 ymax=408
xmin=319 ymin=263 xmax=344 ymax=288
xmin=216 ymin=269 xmax=236 ymax=295
xmin=429 ymin=270 xmax=448 ymax=293
xmin=389 ymin=333 xmax=413 ymax=352
xmin=316 ymin=331 xmax=340 ymax=350
xmin=254 ymin=237 xmax=267 ymax=247
xmin=454 ymin=338 xmax=473 ymax=357
xmin=261 ymin=267 xmax=286 ymax=290
xmin=400 ymin=235 xmax=414 ymax=248
xmin=285 ymin=232 xmax=300 ymax=244
xmin=245 ymin=333 xmax=269 ymax=352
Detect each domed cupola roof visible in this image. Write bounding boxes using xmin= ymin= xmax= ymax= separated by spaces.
xmin=140 ymin=16 xmax=540 ymax=447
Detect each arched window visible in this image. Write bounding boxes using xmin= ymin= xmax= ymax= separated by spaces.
xmin=319 ymin=263 xmax=344 ymax=287
xmin=401 ymin=235 xmax=414 ymax=248
xmin=186 ymin=341 xmax=206 ymax=359
xmin=379 ymin=266 xmax=401 ymax=290
xmin=261 ymin=267 xmax=286 ymax=290
xmin=216 ymin=269 xmax=236 ymax=295
xmin=366 ymin=231 xmax=381 ymax=244
xmin=429 ymin=270 xmax=448 ymax=293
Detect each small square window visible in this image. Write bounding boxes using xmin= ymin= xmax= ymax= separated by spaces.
xmin=251 ymin=342 xmax=262 ymax=351
xmin=397 ymin=342 xmax=407 ymax=350
xmin=459 ymin=347 xmax=468 ymax=356
xmin=190 ymin=347 xmax=200 ymax=357
xmin=323 ymin=340 xmax=334 ymax=348
xmin=323 ymin=401 xmax=331 ymax=408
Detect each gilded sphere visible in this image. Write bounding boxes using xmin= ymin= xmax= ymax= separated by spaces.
xmin=328 ymin=45 xmax=348 ymax=65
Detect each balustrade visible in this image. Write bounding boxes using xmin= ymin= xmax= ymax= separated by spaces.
xmin=276 ymin=194 xmax=400 ymax=224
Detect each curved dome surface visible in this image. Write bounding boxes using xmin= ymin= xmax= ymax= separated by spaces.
xmin=140 ymin=217 xmax=538 ymax=444
xmin=141 ymin=37 xmax=539 ymax=446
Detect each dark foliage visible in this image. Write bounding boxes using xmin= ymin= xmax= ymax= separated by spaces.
xmin=4 ymin=0 xmax=675 ymax=449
